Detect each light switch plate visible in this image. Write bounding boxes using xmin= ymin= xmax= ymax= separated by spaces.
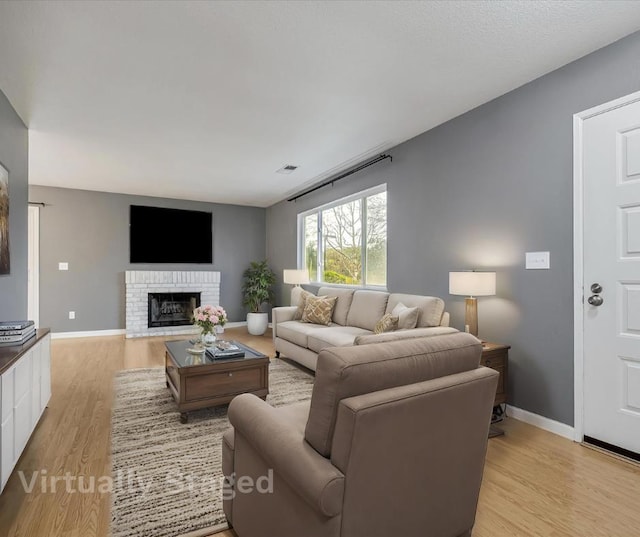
xmin=68 ymin=311 xmax=75 ymax=320
xmin=526 ymin=251 xmax=550 ymax=270
xmin=58 ymin=262 xmax=69 ymax=271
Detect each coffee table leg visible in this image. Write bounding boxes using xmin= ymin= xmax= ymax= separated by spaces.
xmin=180 ymin=412 xmax=189 ymax=424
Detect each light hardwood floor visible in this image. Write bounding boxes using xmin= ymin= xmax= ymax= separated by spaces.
xmin=0 ymin=328 xmax=639 ymax=537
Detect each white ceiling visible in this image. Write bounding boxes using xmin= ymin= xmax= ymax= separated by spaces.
xmin=0 ymin=1 xmax=639 ymax=207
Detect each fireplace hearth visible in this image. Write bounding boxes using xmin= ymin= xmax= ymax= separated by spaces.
xmin=126 ymin=271 xmax=220 ymax=338
xmin=148 ymin=292 xmax=201 ymax=328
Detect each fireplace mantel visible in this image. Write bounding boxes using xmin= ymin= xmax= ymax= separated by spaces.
xmin=125 ymin=271 xmax=220 ymax=338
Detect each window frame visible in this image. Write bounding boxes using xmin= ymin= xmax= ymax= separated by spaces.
xmin=297 ymin=184 xmax=387 ymax=290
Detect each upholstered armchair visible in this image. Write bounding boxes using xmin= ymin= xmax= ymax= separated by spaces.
xmin=222 ymin=332 xmax=498 ymax=537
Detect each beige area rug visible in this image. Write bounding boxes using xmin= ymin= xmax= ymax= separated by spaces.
xmin=110 ymin=359 xmax=314 ymax=537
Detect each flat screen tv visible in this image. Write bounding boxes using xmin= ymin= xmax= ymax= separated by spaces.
xmin=130 ymin=205 xmax=213 ymax=263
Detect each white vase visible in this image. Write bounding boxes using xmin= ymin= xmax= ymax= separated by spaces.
xmin=247 ymin=312 xmax=268 ymax=336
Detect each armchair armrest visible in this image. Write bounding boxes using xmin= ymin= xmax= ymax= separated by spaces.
xmin=272 ymin=306 xmax=298 ymax=341
xmin=228 ymin=394 xmax=344 ymax=517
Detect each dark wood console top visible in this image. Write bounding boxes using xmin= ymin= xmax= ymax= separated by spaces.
xmin=0 ymin=328 xmax=51 ymax=375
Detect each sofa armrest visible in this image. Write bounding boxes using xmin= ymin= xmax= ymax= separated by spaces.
xmin=272 ymin=306 xmax=298 ymax=342
xmin=440 ymin=311 xmax=450 ymax=327
xmin=354 ymin=326 xmax=458 ymax=345
xmin=228 ymin=394 xmax=344 ymax=517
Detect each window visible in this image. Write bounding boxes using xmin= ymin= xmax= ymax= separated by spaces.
xmin=299 ymin=185 xmax=387 ymax=287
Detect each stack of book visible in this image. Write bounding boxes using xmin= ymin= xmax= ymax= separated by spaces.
xmin=0 ymin=321 xmax=36 ymax=347
xmin=206 ymin=341 xmax=245 ymax=360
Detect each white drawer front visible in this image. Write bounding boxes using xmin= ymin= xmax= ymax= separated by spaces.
xmin=14 ymin=352 xmax=31 ymax=402
xmin=1 ymin=413 xmax=14 ymax=492
xmin=1 ymin=369 xmax=14 ymax=422
xmin=14 ymin=394 xmax=31 ymax=456
xmin=31 ymin=346 xmax=42 ymax=425
xmin=41 ymin=337 xmax=51 ymax=407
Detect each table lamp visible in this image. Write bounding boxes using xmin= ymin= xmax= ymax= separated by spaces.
xmin=283 ymin=269 xmax=310 ymax=306
xmin=449 ymin=271 xmax=496 ymax=337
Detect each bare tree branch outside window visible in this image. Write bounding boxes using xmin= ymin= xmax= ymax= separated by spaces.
xmin=302 ymin=189 xmax=386 ymax=286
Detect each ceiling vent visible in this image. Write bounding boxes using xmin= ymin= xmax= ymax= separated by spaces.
xmin=276 ymin=164 xmax=299 ymax=174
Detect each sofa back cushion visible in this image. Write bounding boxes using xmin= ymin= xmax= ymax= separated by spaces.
xmin=294 ymin=289 xmax=315 ymax=320
xmin=301 ymin=295 xmax=338 ymax=325
xmin=304 ymin=332 xmax=482 ymax=457
xmin=386 ymin=293 xmax=445 ymax=327
xmin=345 ymin=290 xmax=389 ymax=331
xmin=318 ymin=287 xmax=355 ymax=326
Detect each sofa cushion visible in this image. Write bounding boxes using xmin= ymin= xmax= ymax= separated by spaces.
xmin=386 ymin=293 xmax=445 ymax=327
xmin=304 ymin=332 xmax=482 ymax=457
xmin=307 ymin=326 xmax=372 ymax=353
xmin=318 ymin=287 xmax=355 ymax=326
xmin=276 ymin=320 xmax=330 ymax=348
xmin=274 ymin=400 xmax=312 ymax=430
xmin=391 ymin=302 xmax=419 ymax=329
xmin=345 ymin=290 xmax=390 ymax=331
xmin=354 ymin=326 xmax=458 ymax=345
xmin=294 ymin=289 xmax=315 ymax=320
xmin=301 ymin=295 xmax=338 ymax=325
xmin=374 ymin=313 xmax=398 ymax=334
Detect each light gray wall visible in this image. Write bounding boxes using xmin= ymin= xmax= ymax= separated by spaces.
xmin=267 ymin=31 xmax=640 ymax=426
xmin=0 ymin=90 xmax=28 ymax=321
xmin=30 ymin=186 xmax=266 ymax=331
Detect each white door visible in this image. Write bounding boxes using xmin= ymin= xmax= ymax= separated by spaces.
xmin=27 ymin=205 xmax=39 ymax=327
xmin=581 ymin=97 xmax=640 ymax=456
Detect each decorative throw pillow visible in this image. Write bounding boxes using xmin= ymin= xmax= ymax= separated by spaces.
xmin=374 ymin=313 xmax=399 ymax=335
xmin=294 ymin=289 xmax=315 ymax=320
xmin=391 ymin=302 xmax=419 ymax=330
xmin=301 ymin=295 xmax=338 ymax=325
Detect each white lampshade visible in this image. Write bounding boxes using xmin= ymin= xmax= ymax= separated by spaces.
xmin=449 ymin=271 xmax=496 ymax=297
xmin=283 ymin=269 xmax=310 ymax=285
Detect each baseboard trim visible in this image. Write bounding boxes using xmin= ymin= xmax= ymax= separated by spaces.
xmin=223 ymin=322 xmax=248 ymax=329
xmin=52 ymin=322 xmax=249 ymax=340
xmin=507 ymin=405 xmax=575 ymax=441
xmin=52 ymin=329 xmax=126 ymax=339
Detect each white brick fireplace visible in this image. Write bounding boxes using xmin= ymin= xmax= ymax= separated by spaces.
xmin=125 ymin=271 xmax=221 ymax=338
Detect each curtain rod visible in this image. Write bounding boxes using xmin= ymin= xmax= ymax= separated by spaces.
xmin=287 ymin=153 xmax=392 ymax=202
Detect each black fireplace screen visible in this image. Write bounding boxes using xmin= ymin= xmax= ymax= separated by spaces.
xmin=148 ymin=292 xmax=201 ymax=328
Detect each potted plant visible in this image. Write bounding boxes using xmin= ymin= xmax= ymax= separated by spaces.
xmin=242 ymin=260 xmax=276 ymax=335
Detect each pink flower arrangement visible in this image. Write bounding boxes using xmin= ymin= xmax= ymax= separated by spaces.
xmin=193 ymin=305 xmax=227 ymax=334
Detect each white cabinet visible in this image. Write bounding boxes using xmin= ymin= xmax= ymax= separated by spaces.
xmin=40 ymin=336 xmax=51 ymax=407
xmin=31 ymin=344 xmax=41 ymax=430
xmin=14 ymin=389 xmax=31 ymax=457
xmin=1 ymin=413 xmax=13 ymax=491
xmin=0 ymin=332 xmax=51 ymax=493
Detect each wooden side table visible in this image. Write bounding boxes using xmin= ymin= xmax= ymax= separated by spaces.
xmin=481 ymin=342 xmax=510 ymax=437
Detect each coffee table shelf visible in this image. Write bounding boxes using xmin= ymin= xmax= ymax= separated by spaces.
xmin=165 ymin=339 xmax=269 ymax=423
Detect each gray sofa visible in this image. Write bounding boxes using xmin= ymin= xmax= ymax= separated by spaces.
xmin=223 ymin=332 xmax=498 ymax=537
xmin=272 ymin=286 xmax=456 ymax=371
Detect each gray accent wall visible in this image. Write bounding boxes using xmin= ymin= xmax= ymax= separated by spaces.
xmin=30 ymin=186 xmax=265 ymax=332
xmin=0 ymin=90 xmax=28 ymax=321
xmin=267 ymin=31 xmax=640 ymax=426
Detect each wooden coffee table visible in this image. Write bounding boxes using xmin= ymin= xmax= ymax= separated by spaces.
xmin=165 ymin=339 xmax=269 ymax=423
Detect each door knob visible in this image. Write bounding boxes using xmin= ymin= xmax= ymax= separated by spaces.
xmin=591 ymin=283 xmax=603 ymax=294
xmin=588 ymin=295 xmax=604 ymax=306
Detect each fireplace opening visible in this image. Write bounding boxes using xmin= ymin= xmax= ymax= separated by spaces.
xmin=148 ymin=292 xmax=201 ymax=328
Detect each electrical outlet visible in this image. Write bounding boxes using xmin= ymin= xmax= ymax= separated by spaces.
xmin=59 ymin=262 xmax=69 ymax=271
xmin=69 ymin=311 xmax=76 ymax=320
xmin=526 ymin=251 xmax=550 ymax=270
